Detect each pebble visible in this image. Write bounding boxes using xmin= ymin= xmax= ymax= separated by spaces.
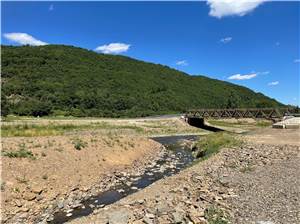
xmin=145 ymin=213 xmax=155 ymax=219
xmin=117 ymin=189 xmax=125 ymax=193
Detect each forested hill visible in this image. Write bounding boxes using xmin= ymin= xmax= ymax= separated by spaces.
xmin=1 ymin=45 xmax=283 ymax=117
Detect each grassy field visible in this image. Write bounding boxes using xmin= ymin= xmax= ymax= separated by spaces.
xmin=1 ymin=116 xmax=208 ymax=137
xmin=1 ymin=122 xmax=144 ymax=137
xmin=207 ymin=119 xmax=272 ymax=128
xmin=1 ymin=116 xmax=272 ymax=138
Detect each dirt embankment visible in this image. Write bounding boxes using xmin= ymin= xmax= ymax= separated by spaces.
xmin=1 ymin=133 xmax=163 ymax=223
xmin=70 ymin=128 xmax=300 ymax=224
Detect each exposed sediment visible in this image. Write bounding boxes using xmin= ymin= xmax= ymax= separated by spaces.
xmin=70 ymin=135 xmax=300 ymax=224
xmin=1 ymin=134 xmax=164 ymax=223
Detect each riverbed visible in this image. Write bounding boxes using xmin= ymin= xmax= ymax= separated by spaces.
xmin=50 ymin=135 xmax=199 ymax=223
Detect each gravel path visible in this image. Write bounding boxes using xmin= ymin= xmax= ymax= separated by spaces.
xmin=228 ymin=150 xmax=300 ymax=224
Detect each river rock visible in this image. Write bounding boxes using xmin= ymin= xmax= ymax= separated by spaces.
xmin=46 ymin=215 xmax=54 ymax=222
xmin=145 ymin=213 xmax=155 ymax=219
xmin=19 ymin=207 xmax=30 ymax=212
xmin=23 ymin=192 xmax=36 ymax=201
xmin=31 ymin=186 xmax=43 ymax=194
xmin=72 ymin=202 xmax=82 ymax=209
xmin=57 ymin=200 xmax=64 ymax=209
xmin=14 ymin=200 xmax=23 ymax=207
xmin=36 ymin=194 xmax=44 ymax=201
xmin=137 ymin=199 xmax=144 ymax=204
xmin=143 ymin=217 xmax=154 ymax=224
xmin=172 ymin=210 xmax=185 ymax=224
xmin=156 ymin=202 xmax=172 ymax=215
xmin=108 ymin=209 xmax=130 ymax=224
xmin=117 ymin=189 xmax=125 ymax=193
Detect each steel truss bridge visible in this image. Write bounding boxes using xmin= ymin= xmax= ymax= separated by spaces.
xmin=185 ymin=108 xmax=298 ymax=121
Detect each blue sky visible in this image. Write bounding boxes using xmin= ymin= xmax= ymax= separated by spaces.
xmin=2 ymin=1 xmax=300 ymax=105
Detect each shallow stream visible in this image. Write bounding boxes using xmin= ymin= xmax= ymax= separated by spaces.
xmin=50 ymin=135 xmax=199 ymax=223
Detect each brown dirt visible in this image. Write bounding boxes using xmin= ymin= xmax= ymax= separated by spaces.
xmin=245 ymin=127 xmax=300 ymax=146
xmin=1 ymin=133 xmax=162 ymax=223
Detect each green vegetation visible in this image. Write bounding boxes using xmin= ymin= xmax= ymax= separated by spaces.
xmin=71 ymin=138 xmax=88 ymax=150
xmin=208 ymin=119 xmax=272 ymax=128
xmin=205 ymin=206 xmax=230 ymax=224
xmin=1 ymin=118 xmax=206 ymax=137
xmin=2 ymin=143 xmax=35 ymax=159
xmin=1 ymin=181 xmax=6 ymax=192
xmin=1 ymin=122 xmax=143 ymax=137
xmin=256 ymin=120 xmax=273 ymax=127
xmin=239 ymin=164 xmax=255 ymax=173
xmin=2 ymin=45 xmax=283 ymax=118
xmin=13 ymin=187 xmax=20 ymax=193
xmin=1 ymin=123 xmax=78 ymax=137
xmin=193 ymin=132 xmax=241 ymax=159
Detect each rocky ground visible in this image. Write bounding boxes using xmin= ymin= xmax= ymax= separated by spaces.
xmin=1 ymin=133 xmax=164 ymax=223
xmin=70 ymin=128 xmax=300 ymax=224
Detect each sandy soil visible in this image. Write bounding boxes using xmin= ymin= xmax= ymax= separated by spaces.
xmin=245 ymin=127 xmax=300 ymax=146
xmin=1 ymin=133 xmax=162 ymax=223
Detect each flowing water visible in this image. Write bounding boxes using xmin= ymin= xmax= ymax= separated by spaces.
xmin=50 ymin=135 xmax=199 ymax=223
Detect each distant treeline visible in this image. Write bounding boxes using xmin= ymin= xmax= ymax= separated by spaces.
xmin=1 ymin=45 xmax=284 ymax=117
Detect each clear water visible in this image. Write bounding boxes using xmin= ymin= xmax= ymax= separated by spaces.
xmin=49 ymin=135 xmax=199 ymax=223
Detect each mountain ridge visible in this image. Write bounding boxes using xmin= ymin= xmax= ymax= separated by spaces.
xmin=1 ymin=44 xmax=283 ymax=117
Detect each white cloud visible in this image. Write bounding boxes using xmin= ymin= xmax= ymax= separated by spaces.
xmin=94 ymin=43 xmax=130 ymax=54
xmin=207 ymin=0 xmax=265 ymax=18
xmin=220 ymin=37 xmax=232 ymax=44
xmin=294 ymin=59 xmax=300 ymax=63
xmin=268 ymin=81 xmax=279 ymax=86
xmin=3 ymin=33 xmax=48 ymax=46
xmin=176 ymin=60 xmax=188 ymax=66
xmin=49 ymin=4 xmax=54 ymax=11
xmin=228 ymin=73 xmax=257 ymax=80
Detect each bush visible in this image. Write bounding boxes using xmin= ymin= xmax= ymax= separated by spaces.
xmin=193 ymin=132 xmax=241 ymax=159
xmin=2 ymin=143 xmax=35 ymax=159
xmin=13 ymin=99 xmax=51 ymax=117
xmin=72 ymin=138 xmax=87 ymax=150
xmin=204 ymin=206 xmax=229 ymax=224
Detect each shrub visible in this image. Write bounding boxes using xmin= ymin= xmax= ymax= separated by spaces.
xmin=204 ymin=206 xmax=229 ymax=224
xmin=72 ymin=138 xmax=87 ymax=150
xmin=193 ymin=132 xmax=241 ymax=159
xmin=2 ymin=143 xmax=35 ymax=159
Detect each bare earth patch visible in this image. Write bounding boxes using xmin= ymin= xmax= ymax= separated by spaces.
xmin=1 ymin=133 xmax=162 ymax=223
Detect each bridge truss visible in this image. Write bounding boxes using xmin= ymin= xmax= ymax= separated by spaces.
xmin=185 ymin=108 xmax=298 ymax=120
